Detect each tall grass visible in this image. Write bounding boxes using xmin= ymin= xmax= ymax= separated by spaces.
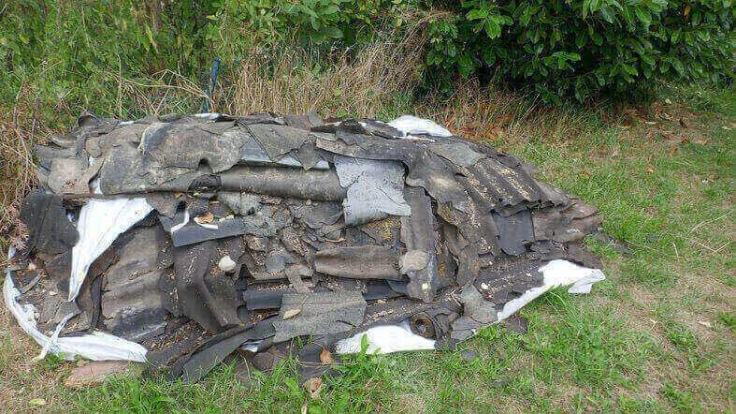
xmin=223 ymin=20 xmax=431 ymax=118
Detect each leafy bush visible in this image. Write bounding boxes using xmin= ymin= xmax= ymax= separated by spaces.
xmin=425 ymin=0 xmax=734 ymax=103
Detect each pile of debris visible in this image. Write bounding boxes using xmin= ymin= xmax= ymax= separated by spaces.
xmin=4 ymin=112 xmax=605 ymax=383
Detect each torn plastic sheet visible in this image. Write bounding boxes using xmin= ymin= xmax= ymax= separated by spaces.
xmin=335 ymin=259 xmax=605 ymax=354
xmin=388 ymin=115 xmax=453 ymax=138
xmin=335 ymin=320 xmax=436 ymax=354
xmin=4 ymin=249 xmax=148 ymax=362
xmin=68 ymin=194 xmax=153 ymax=301
xmin=495 ymin=259 xmax=605 ymax=321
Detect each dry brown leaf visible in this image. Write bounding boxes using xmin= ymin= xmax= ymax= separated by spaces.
xmin=65 ymin=361 xmax=142 ymax=388
xmin=283 ymin=309 xmax=301 ymax=319
xmin=651 ymin=101 xmax=663 ymax=116
xmin=679 ymin=118 xmax=688 ymax=128
xmin=611 ymin=148 xmax=619 ymax=158
xmin=320 ymin=347 xmax=335 ymax=365
xmin=194 ymin=212 xmax=214 ymax=224
xmin=645 ymin=166 xmax=655 ymax=174
xmin=692 ymin=137 xmax=708 ymax=145
xmin=304 ymin=377 xmax=323 ymax=400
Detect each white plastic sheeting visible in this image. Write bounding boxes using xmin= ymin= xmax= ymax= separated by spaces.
xmin=335 ymin=320 xmax=436 ymax=355
xmin=388 ymin=115 xmax=453 ymax=138
xmin=3 ymin=249 xmax=148 ymax=362
xmin=336 ymin=259 xmax=605 ymax=355
xmin=495 ymin=259 xmax=605 ymax=321
xmin=68 ymin=196 xmax=153 ymax=301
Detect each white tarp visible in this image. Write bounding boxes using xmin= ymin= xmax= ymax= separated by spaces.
xmin=4 ymin=248 xmax=147 ymax=362
xmin=388 ymin=115 xmax=453 ymax=138
xmin=335 ymin=259 xmax=605 ymax=354
xmin=68 ymin=196 xmax=153 ymax=301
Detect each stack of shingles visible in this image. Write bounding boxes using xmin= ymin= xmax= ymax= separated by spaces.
xmin=10 ymin=112 xmax=603 ymax=382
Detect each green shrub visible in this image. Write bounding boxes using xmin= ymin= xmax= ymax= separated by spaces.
xmin=425 ymin=0 xmax=734 ymax=103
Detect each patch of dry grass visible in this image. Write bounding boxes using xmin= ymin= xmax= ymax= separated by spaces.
xmin=223 ymin=17 xmax=432 ymax=118
xmin=0 ymin=90 xmax=41 ymax=265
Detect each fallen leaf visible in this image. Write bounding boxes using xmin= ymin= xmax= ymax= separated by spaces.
xmin=304 ymin=377 xmax=323 ymax=400
xmin=652 ymin=101 xmax=663 ymax=116
xmin=664 ymin=98 xmax=673 ymax=105
xmin=194 ymin=212 xmax=214 ymax=224
xmin=301 ymin=404 xmax=308 ymax=414
xmin=680 ymin=137 xmax=690 ymax=144
xmin=29 ymin=398 xmax=46 ymax=406
xmin=65 ymin=361 xmax=142 ymax=388
xmin=320 ymin=347 xmax=335 ymax=365
xmin=611 ymin=148 xmax=619 ymax=158
xmin=679 ymin=118 xmax=688 ymax=128
xmin=661 ymin=112 xmax=673 ymax=121
xmin=645 ymin=166 xmax=655 ymax=174
xmin=698 ymin=321 xmax=712 ymax=328
xmin=283 ymin=309 xmax=301 ymax=319
xmin=692 ymin=137 xmax=708 ymax=145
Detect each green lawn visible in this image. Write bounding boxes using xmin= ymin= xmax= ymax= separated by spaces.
xmin=1 ymin=85 xmax=733 ymax=413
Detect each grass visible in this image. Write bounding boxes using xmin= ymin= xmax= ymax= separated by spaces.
xmin=0 ymin=81 xmax=733 ymax=412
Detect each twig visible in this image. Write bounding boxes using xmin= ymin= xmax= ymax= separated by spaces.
xmin=688 ymin=212 xmax=732 ymax=235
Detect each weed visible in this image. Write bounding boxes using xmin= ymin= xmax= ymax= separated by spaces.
xmin=718 ymin=312 xmax=736 ymax=332
xmin=661 ymin=382 xmax=700 ymax=412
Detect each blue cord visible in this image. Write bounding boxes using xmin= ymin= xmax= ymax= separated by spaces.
xmin=201 ymin=57 xmax=221 ymax=113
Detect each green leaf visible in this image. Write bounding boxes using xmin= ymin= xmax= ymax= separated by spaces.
xmin=360 ymin=334 xmax=369 ymax=355
xmin=598 ymin=5 xmax=614 ymax=23
xmin=622 ymin=64 xmax=638 ymax=76
xmin=458 ymin=53 xmax=475 ymax=78
xmin=635 ymin=7 xmax=652 ymax=27
xmin=484 ymin=20 xmax=502 ymax=38
xmin=466 ymin=9 xmax=488 ymax=20
xmin=324 ymin=26 xmax=343 ymax=39
xmin=323 ymin=4 xmax=339 ymax=14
